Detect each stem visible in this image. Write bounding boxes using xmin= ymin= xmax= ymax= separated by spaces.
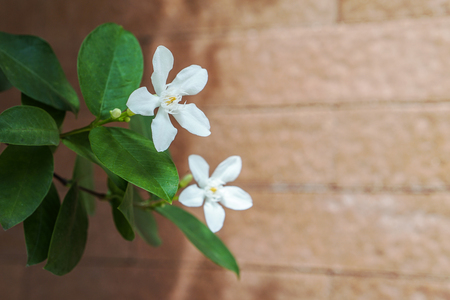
xmin=59 ymin=115 xmax=118 ymax=139
xmin=53 ymin=172 xmax=108 ymax=200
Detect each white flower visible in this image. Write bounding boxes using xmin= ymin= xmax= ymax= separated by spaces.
xmin=179 ymin=155 xmax=253 ymax=233
xmin=126 ymin=46 xmax=210 ymax=152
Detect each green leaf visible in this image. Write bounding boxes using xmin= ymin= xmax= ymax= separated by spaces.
xmin=78 ymin=23 xmax=143 ymax=119
xmin=156 ymin=205 xmax=240 ymax=277
xmin=0 ymin=106 xmax=60 ymax=146
xmin=129 ymin=115 xmax=154 ymax=141
xmin=23 ymin=183 xmax=60 ymax=266
xmin=0 ymin=31 xmax=79 ymax=113
xmin=72 ymin=155 xmax=96 ymax=215
xmin=0 ymin=145 xmax=53 ymax=230
xmin=89 ymin=127 xmax=178 ymax=202
xmin=62 ymin=132 xmax=127 ymax=191
xmin=45 ymin=184 xmax=88 ymax=276
xmin=22 ymin=93 xmax=66 ymax=128
xmin=134 ymin=208 xmax=161 ymax=247
xmin=0 ymin=67 xmax=12 ymax=92
xmin=110 ymin=183 xmax=135 ymax=241
xmin=133 ymin=189 xmax=161 ymax=246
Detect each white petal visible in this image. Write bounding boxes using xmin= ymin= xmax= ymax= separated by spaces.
xmin=173 ymin=104 xmax=210 ymax=137
xmin=220 ymin=186 xmax=252 ymax=210
xmin=204 ymin=201 xmax=225 ymax=233
xmin=151 ymin=46 xmax=174 ymax=95
xmin=210 ymin=156 xmax=242 ymax=184
xmin=179 ymin=184 xmax=205 ymax=207
xmin=188 ymin=154 xmax=209 ymax=188
xmin=151 ymin=109 xmax=177 ymax=152
xmin=169 ymin=65 xmax=208 ymax=96
xmin=126 ymin=87 xmax=161 ymax=116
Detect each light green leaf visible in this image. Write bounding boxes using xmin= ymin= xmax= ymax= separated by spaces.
xmin=72 ymin=155 xmax=96 ymax=215
xmin=0 ymin=31 xmax=79 ymax=113
xmin=89 ymin=127 xmax=178 ymax=202
xmin=156 ymin=205 xmax=239 ymax=277
xmin=0 ymin=67 xmax=12 ymax=92
xmin=23 ymin=183 xmax=60 ymax=266
xmin=110 ymin=183 xmax=135 ymax=241
xmin=0 ymin=145 xmax=53 ymax=230
xmin=45 ymin=184 xmax=88 ymax=276
xmin=62 ymin=132 xmax=127 ymax=191
xmin=22 ymin=93 xmax=66 ymax=128
xmin=78 ymin=23 xmax=143 ymax=119
xmin=0 ymin=106 xmax=60 ymax=146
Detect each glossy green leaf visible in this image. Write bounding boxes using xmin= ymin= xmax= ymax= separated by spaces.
xmin=45 ymin=184 xmax=88 ymax=276
xmin=62 ymin=132 xmax=127 ymax=191
xmin=22 ymin=93 xmax=66 ymax=128
xmin=156 ymin=205 xmax=239 ymax=277
xmin=110 ymin=183 xmax=135 ymax=241
xmin=0 ymin=67 xmax=12 ymax=92
xmin=134 ymin=208 xmax=161 ymax=247
xmin=23 ymin=183 xmax=60 ymax=266
xmin=72 ymin=155 xmax=96 ymax=215
xmin=78 ymin=23 xmax=143 ymax=119
xmin=0 ymin=31 xmax=79 ymax=113
xmin=89 ymin=127 xmax=178 ymax=202
xmin=0 ymin=106 xmax=60 ymax=146
xmin=0 ymin=145 xmax=53 ymax=230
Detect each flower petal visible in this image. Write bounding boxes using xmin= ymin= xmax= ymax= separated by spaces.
xmin=151 ymin=46 xmax=174 ymax=95
xmin=169 ymin=65 xmax=208 ymax=96
xmin=173 ymin=104 xmax=210 ymax=137
xmin=210 ymin=156 xmax=242 ymax=184
xmin=204 ymin=201 xmax=225 ymax=233
xmin=179 ymin=184 xmax=205 ymax=207
xmin=151 ymin=109 xmax=177 ymax=152
xmin=220 ymin=186 xmax=252 ymax=210
xmin=188 ymin=154 xmax=209 ymax=188
xmin=126 ymin=87 xmax=161 ymax=116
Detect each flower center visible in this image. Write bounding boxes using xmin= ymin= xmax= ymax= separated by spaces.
xmin=160 ymin=93 xmax=182 ymax=114
xmin=205 ymin=184 xmax=222 ymax=202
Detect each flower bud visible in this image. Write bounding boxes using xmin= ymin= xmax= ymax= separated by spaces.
xmin=179 ymin=174 xmax=193 ymax=188
xmin=110 ymin=108 xmax=122 ymax=119
xmin=126 ymin=108 xmax=136 ymax=116
xmin=124 ymin=117 xmax=131 ymax=122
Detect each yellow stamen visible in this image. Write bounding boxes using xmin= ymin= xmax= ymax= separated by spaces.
xmin=165 ymin=96 xmax=177 ymax=104
xmin=210 ymin=187 xmax=217 ymax=193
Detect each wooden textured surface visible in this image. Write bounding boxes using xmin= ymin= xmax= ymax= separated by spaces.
xmin=2 ymin=0 xmax=450 ymax=299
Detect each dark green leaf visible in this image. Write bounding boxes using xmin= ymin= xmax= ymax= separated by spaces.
xmin=156 ymin=205 xmax=240 ymax=277
xmin=89 ymin=127 xmax=178 ymax=202
xmin=0 ymin=106 xmax=60 ymax=146
xmin=110 ymin=183 xmax=135 ymax=241
xmin=78 ymin=23 xmax=143 ymax=119
xmin=134 ymin=208 xmax=161 ymax=247
xmin=23 ymin=183 xmax=60 ymax=266
xmin=129 ymin=115 xmax=154 ymax=141
xmin=0 ymin=145 xmax=53 ymax=230
xmin=62 ymin=132 xmax=127 ymax=190
xmin=0 ymin=67 xmax=12 ymax=92
xmin=72 ymin=155 xmax=96 ymax=215
xmin=22 ymin=93 xmax=66 ymax=128
xmin=44 ymin=184 xmax=88 ymax=276
xmin=0 ymin=31 xmax=79 ymax=113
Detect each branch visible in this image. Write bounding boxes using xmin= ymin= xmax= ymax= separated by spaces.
xmin=53 ymin=172 xmax=108 ymax=200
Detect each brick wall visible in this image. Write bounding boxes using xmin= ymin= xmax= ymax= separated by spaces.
xmin=2 ymin=0 xmax=450 ymax=299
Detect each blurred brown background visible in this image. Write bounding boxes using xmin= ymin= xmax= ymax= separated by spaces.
xmin=2 ymin=0 xmax=450 ymax=299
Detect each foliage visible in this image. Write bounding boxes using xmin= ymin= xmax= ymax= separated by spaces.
xmin=0 ymin=23 xmax=240 ymax=277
